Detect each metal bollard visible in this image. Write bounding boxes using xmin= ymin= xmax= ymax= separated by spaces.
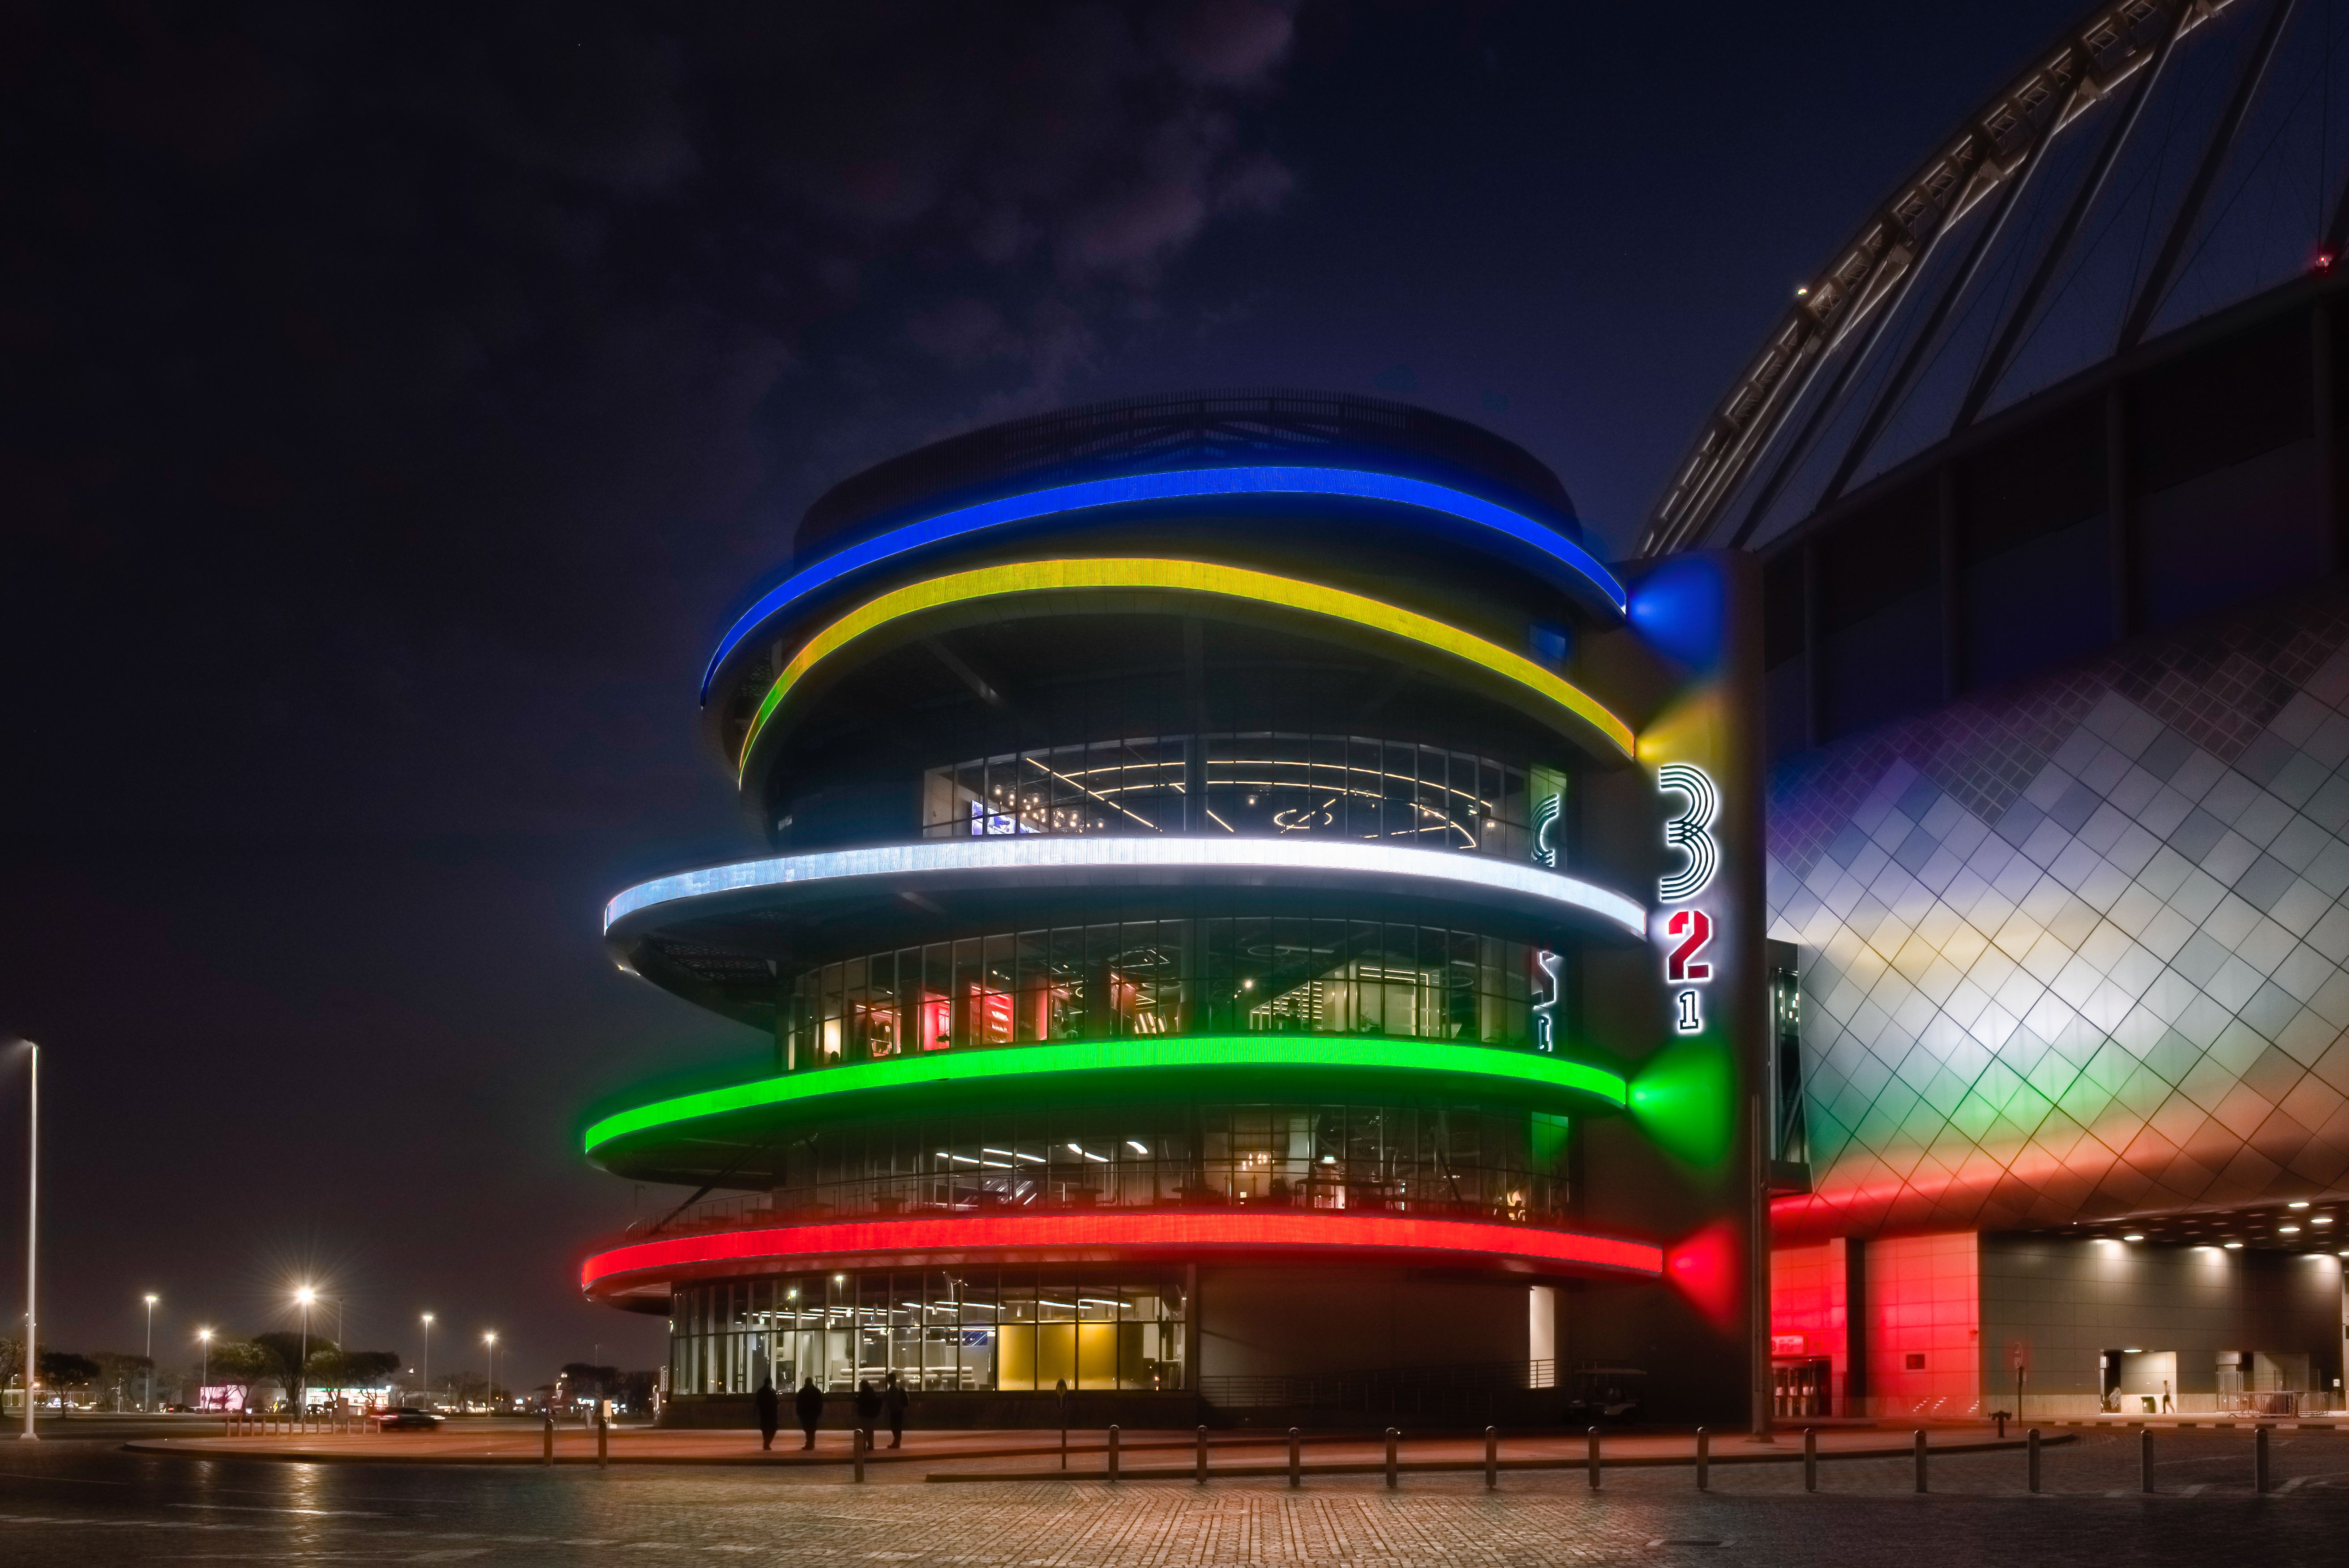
xmin=1695 ymin=1427 xmax=1709 ymax=1491
xmin=1993 ymin=1410 xmax=2006 ymax=1438
xmin=1803 ymin=1427 xmax=1817 ymax=1492
xmin=1385 ymin=1428 xmax=1399 ymax=1489
xmin=543 ymin=1411 xmax=554 ymax=1465
xmin=2027 ymin=1428 xmax=2040 ymax=1493
xmin=1484 ymin=1425 xmax=1497 ymax=1491
xmin=1587 ymin=1427 xmax=1601 ymax=1491
xmin=1288 ymin=1427 xmax=1301 ymax=1489
xmin=597 ymin=1408 xmax=609 ymax=1469
xmin=1108 ymin=1424 xmax=1119 ymax=1483
xmin=1196 ymin=1425 xmax=1208 ymax=1485
xmin=2141 ymin=1428 xmax=2155 ymax=1493
xmin=2255 ymin=1424 xmax=2271 ymax=1494
xmin=1913 ymin=1430 xmax=1927 ymax=1493
xmin=853 ymin=1426 xmax=866 ymax=1483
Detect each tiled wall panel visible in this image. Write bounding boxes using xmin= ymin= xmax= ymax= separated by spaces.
xmin=1769 ymin=583 xmax=2349 ymax=1242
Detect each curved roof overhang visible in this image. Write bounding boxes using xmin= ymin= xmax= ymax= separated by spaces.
xmin=582 ymin=1210 xmax=1665 ymax=1309
xmin=733 ymin=558 xmax=1635 ymax=797
xmin=703 ymin=465 xmax=1628 ymax=706
xmin=604 ymin=837 xmax=1648 ymax=963
xmin=583 ymin=1035 xmax=1630 ymax=1182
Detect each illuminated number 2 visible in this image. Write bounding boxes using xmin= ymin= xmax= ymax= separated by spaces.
xmin=1665 ymin=908 xmax=1713 ymax=982
xmin=1656 ymin=763 xmax=1719 ymax=903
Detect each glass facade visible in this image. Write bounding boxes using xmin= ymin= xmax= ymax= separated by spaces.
xmin=922 ymin=732 xmax=1552 ymax=861
xmin=670 ymin=1269 xmax=1187 ymax=1395
xmin=673 ymin=1098 xmax=1569 ymax=1229
xmin=783 ymin=912 xmax=1541 ymax=1067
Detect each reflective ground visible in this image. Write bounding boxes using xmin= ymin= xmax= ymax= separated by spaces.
xmin=0 ymin=1421 xmax=2341 ymax=1565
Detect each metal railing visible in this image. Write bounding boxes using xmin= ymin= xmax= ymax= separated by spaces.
xmin=1200 ymin=1358 xmax=1558 ymax=1413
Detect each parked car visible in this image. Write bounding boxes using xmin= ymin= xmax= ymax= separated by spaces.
xmin=373 ymin=1407 xmax=442 ymax=1431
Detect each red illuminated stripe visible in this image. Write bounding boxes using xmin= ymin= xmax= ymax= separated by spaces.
xmin=581 ymin=1212 xmax=1662 ymax=1294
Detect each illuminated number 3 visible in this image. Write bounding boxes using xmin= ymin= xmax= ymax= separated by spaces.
xmin=1656 ymin=763 xmax=1719 ymax=903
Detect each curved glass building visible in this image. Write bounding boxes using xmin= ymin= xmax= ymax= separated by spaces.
xmin=584 ymin=392 xmax=1766 ymax=1426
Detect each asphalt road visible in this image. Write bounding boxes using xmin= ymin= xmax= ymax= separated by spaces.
xmin=0 ymin=1423 xmax=2340 ymax=1565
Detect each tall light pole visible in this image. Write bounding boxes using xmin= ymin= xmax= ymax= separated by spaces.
xmin=18 ymin=1041 xmax=34 ymax=1441
xmin=420 ymin=1313 xmax=433 ymax=1408
xmin=294 ymin=1287 xmax=315 ymax=1414
xmin=482 ymin=1331 xmax=497 ymax=1413
xmin=141 ymin=1294 xmax=158 ymax=1412
xmin=197 ymin=1329 xmax=212 ymax=1410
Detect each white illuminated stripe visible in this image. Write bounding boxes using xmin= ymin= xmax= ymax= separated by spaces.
xmin=604 ymin=837 xmax=1646 ymax=937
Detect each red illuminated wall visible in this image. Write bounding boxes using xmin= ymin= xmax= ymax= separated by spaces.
xmin=1771 ymin=1232 xmax=1981 ymax=1418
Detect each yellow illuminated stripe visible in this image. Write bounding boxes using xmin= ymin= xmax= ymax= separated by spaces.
xmin=738 ymin=558 xmax=1636 ymax=774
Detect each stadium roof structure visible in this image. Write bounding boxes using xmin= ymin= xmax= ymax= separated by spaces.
xmin=1644 ymin=0 xmax=2344 ymax=557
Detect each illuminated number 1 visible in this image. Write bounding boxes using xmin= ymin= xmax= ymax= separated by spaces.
xmin=1676 ymin=989 xmax=1702 ymax=1034
xmin=1656 ymin=763 xmax=1719 ymax=903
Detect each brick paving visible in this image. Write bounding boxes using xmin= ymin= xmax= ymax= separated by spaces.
xmin=0 ymin=1427 xmax=2340 ymax=1565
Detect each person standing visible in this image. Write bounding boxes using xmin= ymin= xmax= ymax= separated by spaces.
xmin=853 ymin=1378 xmax=882 ymax=1451
xmin=795 ymin=1377 xmax=824 ymax=1451
xmin=754 ymin=1377 xmax=780 ymax=1451
xmin=883 ymin=1372 xmax=909 ymax=1448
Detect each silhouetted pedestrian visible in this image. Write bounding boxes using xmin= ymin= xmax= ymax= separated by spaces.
xmin=795 ymin=1377 xmax=823 ymax=1450
xmin=754 ymin=1378 xmax=779 ymax=1451
xmin=883 ymin=1372 xmax=909 ymax=1448
xmin=854 ymin=1377 xmax=882 ymax=1448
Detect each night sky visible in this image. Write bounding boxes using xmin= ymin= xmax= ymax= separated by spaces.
xmin=1 ymin=1 xmax=2079 ymax=1387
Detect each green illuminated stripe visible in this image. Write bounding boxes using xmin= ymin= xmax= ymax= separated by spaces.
xmin=584 ymin=1035 xmax=1628 ymax=1155
xmin=737 ymin=558 xmax=1637 ymax=775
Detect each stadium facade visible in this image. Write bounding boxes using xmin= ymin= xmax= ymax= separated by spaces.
xmin=587 ymin=0 xmax=2349 ymax=1427
xmin=1647 ymin=0 xmax=2349 ymax=1418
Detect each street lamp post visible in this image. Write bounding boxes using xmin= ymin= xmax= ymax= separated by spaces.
xmin=295 ymin=1288 xmax=315 ymax=1414
xmin=142 ymin=1294 xmax=158 ymax=1413
xmin=420 ymin=1314 xmax=433 ymax=1409
xmin=18 ymin=1041 xmax=34 ymax=1442
xmin=197 ymin=1329 xmax=212 ymax=1411
xmin=483 ymin=1332 xmax=497 ymax=1413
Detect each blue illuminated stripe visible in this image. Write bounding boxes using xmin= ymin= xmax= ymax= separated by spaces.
xmin=700 ymin=466 xmax=1626 ymax=701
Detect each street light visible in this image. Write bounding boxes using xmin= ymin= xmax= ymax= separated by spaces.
xmin=141 ymin=1294 xmax=158 ymax=1413
xmin=197 ymin=1329 xmax=213 ymax=1410
xmin=295 ymin=1287 xmax=315 ymax=1414
xmin=420 ymin=1314 xmax=433 ymax=1408
xmin=16 ymin=1041 xmax=34 ymax=1442
xmin=483 ymin=1331 xmax=497 ymax=1413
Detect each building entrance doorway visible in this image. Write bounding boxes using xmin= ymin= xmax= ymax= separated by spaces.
xmin=2101 ymin=1350 xmax=2176 ymax=1414
xmin=1771 ymin=1357 xmax=1832 ymax=1419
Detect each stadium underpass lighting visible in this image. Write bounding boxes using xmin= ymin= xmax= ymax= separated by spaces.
xmin=698 ymin=465 xmax=1632 ymax=700
xmin=604 ymin=836 xmax=1649 ymax=941
xmin=2225 ymin=1241 xmax=2244 ymax=1249
xmin=733 ymin=558 xmax=1638 ymax=772
xmin=583 ymin=1035 xmax=1629 ymax=1157
xmin=2289 ymin=1200 xmax=2310 ymax=1208
xmin=2122 ymin=1234 xmax=2144 ymax=1242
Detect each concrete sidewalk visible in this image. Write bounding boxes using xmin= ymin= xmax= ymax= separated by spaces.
xmin=125 ymin=1422 xmax=2062 ymax=1472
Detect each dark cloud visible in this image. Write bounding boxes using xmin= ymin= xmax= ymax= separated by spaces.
xmin=1 ymin=1 xmax=1300 ymax=836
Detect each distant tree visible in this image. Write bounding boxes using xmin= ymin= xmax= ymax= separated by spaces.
xmin=92 ymin=1352 xmax=154 ymax=1411
xmin=201 ymin=1340 xmax=274 ymax=1406
xmin=253 ymin=1333 xmax=335 ymax=1405
xmin=37 ymin=1351 xmax=98 ymax=1391
xmin=558 ymin=1362 xmax=621 ymax=1403
xmin=312 ymin=1350 xmax=399 ymax=1391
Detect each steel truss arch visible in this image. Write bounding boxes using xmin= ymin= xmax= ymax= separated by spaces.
xmin=1640 ymin=0 xmax=2253 ymax=557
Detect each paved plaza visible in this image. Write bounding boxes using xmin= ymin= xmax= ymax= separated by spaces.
xmin=0 ymin=1421 xmax=2340 ymax=1565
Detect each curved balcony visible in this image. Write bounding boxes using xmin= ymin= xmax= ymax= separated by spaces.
xmin=582 ymin=1206 xmax=1665 ymax=1309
